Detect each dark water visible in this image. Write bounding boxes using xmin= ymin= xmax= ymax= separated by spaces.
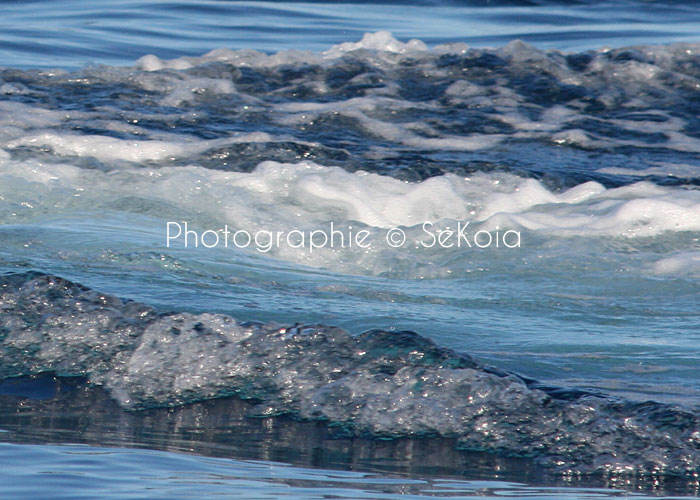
xmin=1 ymin=374 xmax=699 ymax=497
xmin=1 ymin=1 xmax=700 ymax=498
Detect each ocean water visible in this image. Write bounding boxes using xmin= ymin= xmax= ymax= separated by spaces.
xmin=2 ymin=0 xmax=700 ymax=498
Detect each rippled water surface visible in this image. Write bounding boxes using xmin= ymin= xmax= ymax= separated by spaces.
xmin=3 ymin=0 xmax=700 ymax=68
xmin=6 ymin=441 xmax=685 ymax=500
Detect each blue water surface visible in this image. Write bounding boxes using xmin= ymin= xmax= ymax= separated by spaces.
xmin=2 ymin=0 xmax=700 ymax=68
xmin=2 ymin=1 xmax=700 ymax=498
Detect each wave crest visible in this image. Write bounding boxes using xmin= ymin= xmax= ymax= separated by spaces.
xmin=2 ymin=271 xmax=700 ymax=476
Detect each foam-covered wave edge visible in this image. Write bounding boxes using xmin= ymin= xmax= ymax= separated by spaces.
xmin=1 ymin=271 xmax=700 ymax=476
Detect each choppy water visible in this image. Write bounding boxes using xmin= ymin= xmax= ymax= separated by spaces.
xmin=1 ymin=0 xmax=700 ymax=498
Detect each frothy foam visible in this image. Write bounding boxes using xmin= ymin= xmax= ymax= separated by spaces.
xmin=6 ymin=132 xmax=275 ymax=164
xmin=2 ymin=156 xmax=698 ymax=235
xmin=2 ymin=154 xmax=699 ymax=279
xmin=2 ymin=32 xmax=700 ymax=186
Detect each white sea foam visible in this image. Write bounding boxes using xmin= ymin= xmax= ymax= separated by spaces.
xmin=652 ymin=252 xmax=700 ymax=276
xmin=322 ymin=31 xmax=428 ymax=58
xmin=5 ymin=131 xmax=279 ymax=163
xmin=2 ymin=33 xmax=700 ymax=278
xmin=135 ymin=31 xmax=428 ymax=72
xmin=4 ymin=32 xmax=700 ymax=167
xmin=0 ymin=101 xmax=77 ymax=142
xmin=2 ymin=158 xmax=699 ymax=251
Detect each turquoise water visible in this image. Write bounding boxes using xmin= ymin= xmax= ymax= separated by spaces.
xmin=2 ymin=0 xmax=700 ymax=498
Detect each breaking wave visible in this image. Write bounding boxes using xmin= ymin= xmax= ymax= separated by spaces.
xmin=2 ymin=272 xmax=700 ymax=477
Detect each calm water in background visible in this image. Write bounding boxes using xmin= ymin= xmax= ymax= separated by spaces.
xmin=3 ymin=0 xmax=700 ymax=68
xmin=2 ymin=0 xmax=700 ymax=498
